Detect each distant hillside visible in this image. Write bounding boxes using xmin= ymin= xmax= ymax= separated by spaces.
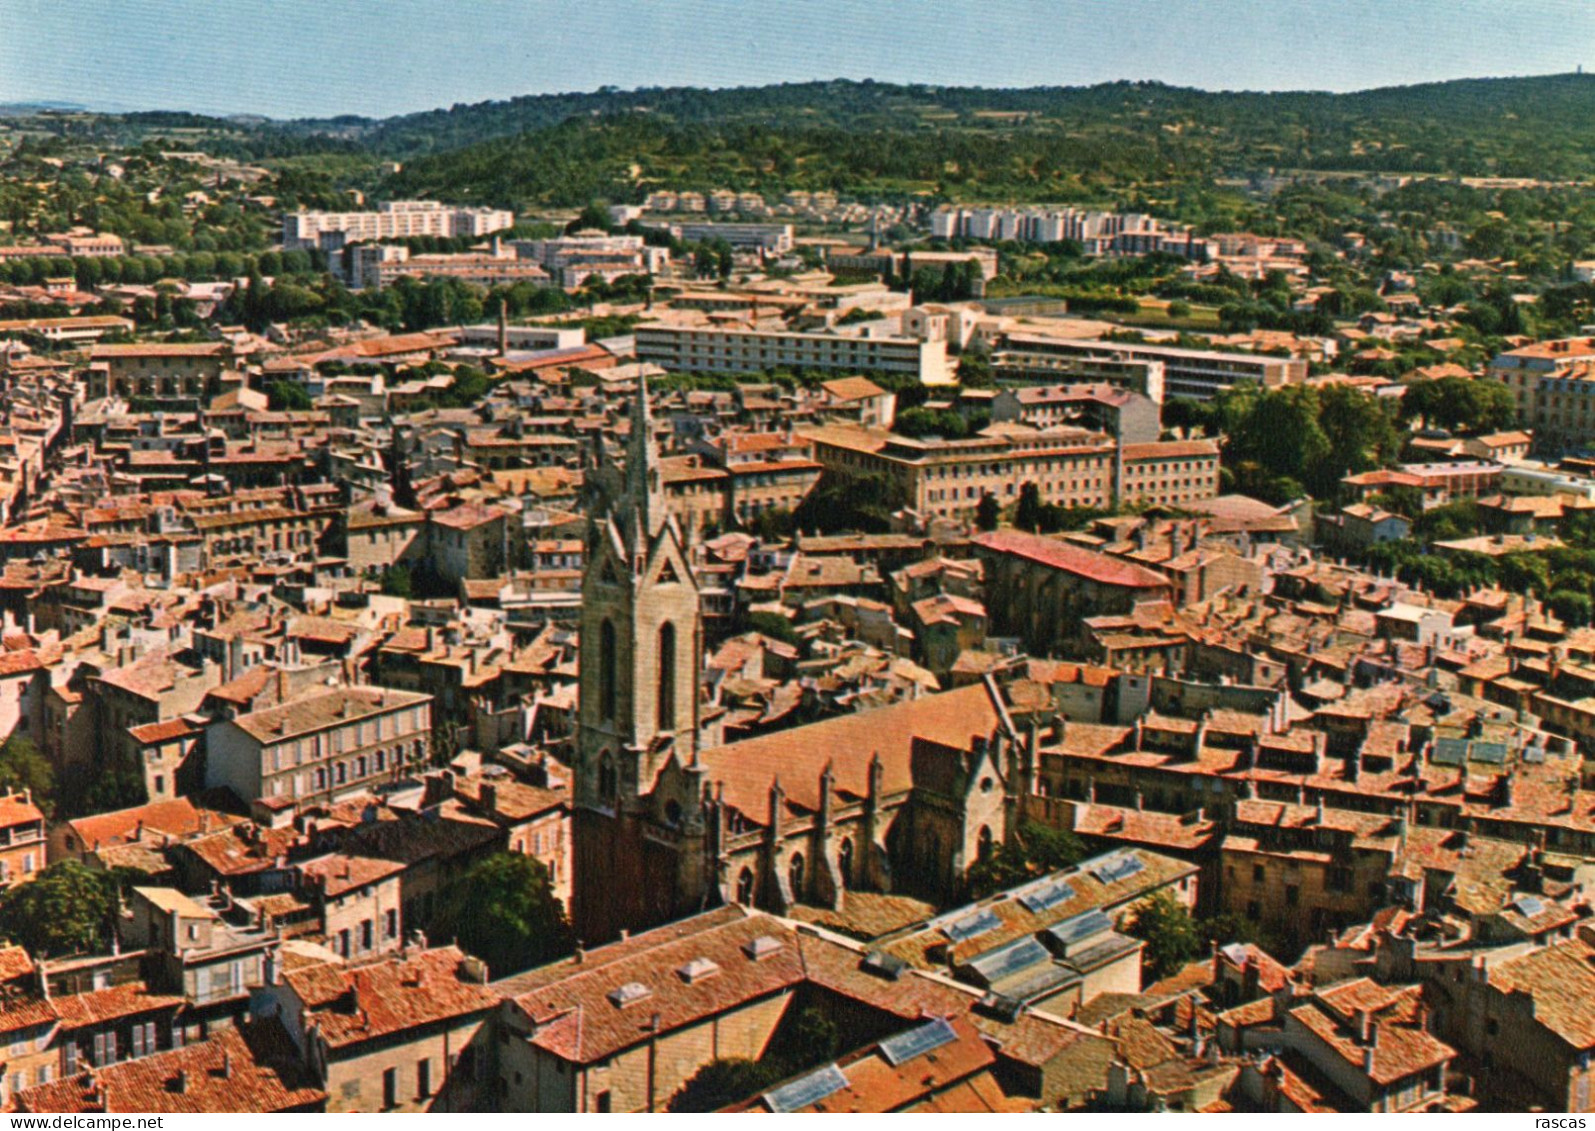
xmin=15 ymin=73 xmax=1595 ymax=208
xmin=356 ymin=73 xmax=1595 ymax=209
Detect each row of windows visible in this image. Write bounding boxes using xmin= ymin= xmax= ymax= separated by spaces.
xmin=265 ymin=740 xmax=427 ymax=796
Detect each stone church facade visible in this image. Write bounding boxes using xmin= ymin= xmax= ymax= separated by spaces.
xmin=571 ymin=380 xmax=1033 ymax=944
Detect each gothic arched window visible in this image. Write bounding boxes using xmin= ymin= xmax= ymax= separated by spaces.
xmin=977 ymin=825 xmax=994 ymax=862
xmin=735 ymin=867 xmax=755 ymax=905
xmin=838 ymin=838 xmax=854 ymax=889
xmin=598 ymin=751 xmax=617 ymax=802
xmin=656 ymin=621 xmax=677 ymax=732
xmin=599 ymin=619 xmax=617 ymax=721
xmin=787 ymin=852 xmax=805 ymax=898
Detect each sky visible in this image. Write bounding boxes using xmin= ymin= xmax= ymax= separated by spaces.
xmin=1 ymin=0 xmax=1592 ymax=120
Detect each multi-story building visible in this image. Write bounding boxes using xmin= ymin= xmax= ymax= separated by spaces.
xmin=345 ymin=245 xmax=551 ymax=291
xmin=0 ymin=791 xmax=45 ymax=888
xmin=203 ymin=686 xmax=433 ymax=805
xmin=694 ymin=431 xmax=823 ymax=526
xmin=258 ymin=945 xmax=497 ymax=1113
xmin=1118 ymin=440 xmax=1223 ymax=508
xmin=1489 ymin=336 xmax=1595 ymax=428
xmin=803 ymin=424 xmax=1219 ymax=520
xmin=635 ymin=321 xmax=952 ymax=385
xmin=281 ymin=201 xmax=515 ymax=250
xmin=648 ymin=221 xmax=793 ymax=253
xmin=993 ymin=333 xmax=1306 ymax=401
xmin=991 ymin=385 xmax=1161 ymax=443
xmin=88 ymin=342 xmax=236 ymax=402
xmin=803 ymin=423 xmax=1117 ymax=517
xmin=973 ymin=530 xmax=1174 ymax=655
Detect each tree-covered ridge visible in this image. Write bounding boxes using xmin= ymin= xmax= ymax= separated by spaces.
xmin=12 ymin=72 xmax=1595 ymax=186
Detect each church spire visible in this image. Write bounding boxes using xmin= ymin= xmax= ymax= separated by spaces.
xmin=624 ymin=372 xmax=666 ymax=544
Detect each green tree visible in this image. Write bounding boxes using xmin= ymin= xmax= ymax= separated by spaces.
xmin=0 ymin=861 xmax=121 ymax=957
xmin=432 ymin=853 xmax=572 ymax=978
xmin=0 ymin=735 xmax=53 ymax=817
xmin=1015 ymin=482 xmax=1043 ymax=532
xmin=1124 ymin=891 xmax=1204 ymax=981
xmin=379 ymin=565 xmax=413 ymax=599
xmin=267 ymin=380 xmax=314 ymax=411
xmin=667 ymin=1059 xmax=781 ymax=1112
xmin=975 ymin=492 xmax=1000 ymax=531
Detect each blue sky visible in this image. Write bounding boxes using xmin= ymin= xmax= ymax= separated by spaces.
xmin=1 ymin=0 xmax=1591 ymax=119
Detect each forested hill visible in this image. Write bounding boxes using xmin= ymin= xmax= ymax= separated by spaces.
xmin=355 ymin=72 xmax=1595 ymax=209
xmin=16 ymin=73 xmax=1595 ymax=207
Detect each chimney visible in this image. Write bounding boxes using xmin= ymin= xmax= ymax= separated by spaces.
xmin=1357 ymin=1009 xmax=1372 ymax=1044
xmin=175 ymin=1069 xmax=189 ymax=1094
xmin=480 ymin=782 xmax=498 ymax=813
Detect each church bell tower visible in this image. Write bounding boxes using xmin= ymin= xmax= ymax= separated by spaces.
xmin=571 ymin=376 xmax=703 ymax=941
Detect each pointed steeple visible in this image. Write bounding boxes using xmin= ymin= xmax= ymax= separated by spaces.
xmin=623 ymin=372 xmax=666 ymax=545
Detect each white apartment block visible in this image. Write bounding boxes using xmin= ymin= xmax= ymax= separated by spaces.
xmin=930 ymin=206 xmax=1214 ymax=260
xmin=635 ymin=322 xmax=952 ymax=384
xmin=282 ymin=201 xmax=515 ymax=250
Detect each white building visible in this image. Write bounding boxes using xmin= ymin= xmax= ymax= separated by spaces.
xmin=282 ymin=201 xmax=515 ymax=250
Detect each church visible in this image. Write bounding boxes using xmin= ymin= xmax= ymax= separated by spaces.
xmin=571 ymin=381 xmax=1037 ymax=943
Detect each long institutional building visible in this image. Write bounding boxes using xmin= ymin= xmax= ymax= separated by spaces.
xmin=635 ymin=322 xmax=955 ymax=384
xmin=802 ymin=423 xmax=1220 ymax=518
xmin=992 ymin=332 xmax=1307 ymax=401
xmin=281 ymin=201 xmax=516 ymax=250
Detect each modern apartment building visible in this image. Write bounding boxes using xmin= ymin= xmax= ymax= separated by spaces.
xmin=644 ymin=221 xmax=793 ymax=253
xmin=930 ymin=207 xmax=1214 ymax=259
xmin=635 ymin=321 xmax=952 ymax=384
xmin=281 ymin=201 xmax=515 ymax=250
xmin=994 ymin=332 xmax=1307 ymax=401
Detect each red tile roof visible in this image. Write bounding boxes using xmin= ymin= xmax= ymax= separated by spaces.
xmin=284 ymin=946 xmax=496 ymax=1049
xmin=973 ymin=530 xmax=1172 ymax=590
xmin=700 ymin=682 xmax=1006 ymax=826
xmin=16 ymin=1022 xmax=324 ymax=1114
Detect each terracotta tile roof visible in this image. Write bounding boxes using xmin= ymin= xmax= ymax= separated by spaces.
xmin=67 ymin=798 xmax=239 ymax=852
xmin=16 ymin=1022 xmax=324 ymax=1114
xmin=1120 ymin=440 xmax=1221 ymax=462
xmin=428 ymin=503 xmax=507 ymax=530
xmin=973 ymin=530 xmax=1172 ymax=590
xmin=504 ymin=909 xmax=806 ymax=1064
xmin=731 ymin=1016 xmax=1000 ymax=1113
xmin=127 ymin=717 xmax=201 ymax=744
xmin=296 ymin=853 xmax=404 ymax=898
xmin=0 ymin=945 xmax=34 ymax=984
xmin=699 ymin=682 xmax=1006 ymax=826
xmin=821 ymin=376 xmax=888 ymax=401
xmin=285 ymin=946 xmax=496 ymax=1049
xmin=0 ymin=792 xmax=43 ymax=827
xmin=53 ymin=981 xmax=185 ymax=1030
xmin=1488 ymin=938 xmax=1595 ymax=1049
xmin=228 ymin=686 xmax=428 ymax=744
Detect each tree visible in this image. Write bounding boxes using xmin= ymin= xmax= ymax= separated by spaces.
xmin=432 ymin=853 xmax=572 ymax=977
xmin=975 ymin=492 xmax=1000 ymax=532
xmin=267 ymin=380 xmax=314 ymax=411
xmin=668 ymin=1059 xmax=780 ymax=1112
xmin=1400 ymin=376 xmax=1516 ymax=434
xmin=0 ymin=861 xmax=120 ymax=957
xmin=745 ymin=610 xmax=798 ymax=644
xmin=379 ymin=565 xmax=413 ymax=599
xmin=1125 ymin=891 xmax=1204 ymax=981
xmin=0 ymin=736 xmax=52 ymax=817
xmin=965 ymin=821 xmax=1086 ymax=898
xmin=1015 ymin=482 xmax=1043 ymax=532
